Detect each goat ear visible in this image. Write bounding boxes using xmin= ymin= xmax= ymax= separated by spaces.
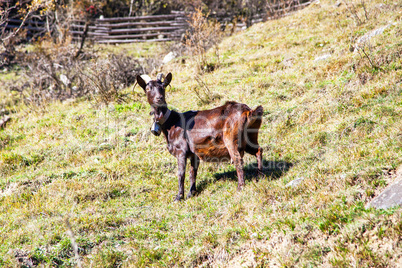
xmin=163 ymin=72 xmax=172 ymax=88
xmin=136 ymin=75 xmax=147 ymax=92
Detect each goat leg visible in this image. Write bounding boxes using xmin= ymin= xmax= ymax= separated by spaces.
xmin=187 ymin=156 xmax=199 ymax=198
xmin=227 ymin=148 xmax=245 ymax=191
xmin=174 ymin=155 xmax=187 ymax=202
xmin=256 ymin=147 xmax=263 ymax=181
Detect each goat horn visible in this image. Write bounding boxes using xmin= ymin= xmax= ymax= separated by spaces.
xmin=157 ymin=73 xmax=165 ymax=82
xmin=140 ymin=74 xmax=152 ymax=83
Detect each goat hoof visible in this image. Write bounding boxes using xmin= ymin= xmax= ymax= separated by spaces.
xmin=174 ymin=195 xmax=184 ymax=202
xmin=254 ymin=174 xmax=262 ymax=182
xmin=253 ymin=171 xmax=263 ymax=182
xmin=186 ymin=190 xmax=196 ymax=199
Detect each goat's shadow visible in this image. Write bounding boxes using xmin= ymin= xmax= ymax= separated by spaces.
xmin=196 ymin=160 xmax=293 ymax=194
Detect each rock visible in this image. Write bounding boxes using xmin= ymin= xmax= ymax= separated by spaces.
xmin=286 ymin=177 xmax=305 ymax=188
xmin=314 ymin=54 xmax=331 ymax=62
xmin=0 ymin=115 xmax=11 ymax=129
xmin=98 ymin=143 xmax=113 ymax=150
xmin=366 ymin=177 xmax=402 ymax=210
xmin=60 ymin=74 xmax=70 ymax=87
xmin=163 ymin=52 xmax=176 ymax=64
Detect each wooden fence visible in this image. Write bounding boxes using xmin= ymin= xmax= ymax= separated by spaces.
xmin=1 ymin=0 xmax=313 ymax=44
xmin=210 ymin=0 xmax=313 ymax=28
xmin=70 ymin=13 xmax=188 ymax=44
xmin=1 ymin=17 xmax=47 ymax=39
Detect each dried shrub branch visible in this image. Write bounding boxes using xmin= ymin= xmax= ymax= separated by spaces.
xmin=5 ymin=39 xmax=154 ymax=107
xmin=184 ymin=8 xmax=223 ymax=73
xmin=192 ymin=75 xmax=221 ymax=104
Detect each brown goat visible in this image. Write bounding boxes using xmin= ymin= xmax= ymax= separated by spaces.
xmin=137 ymin=73 xmax=263 ymax=201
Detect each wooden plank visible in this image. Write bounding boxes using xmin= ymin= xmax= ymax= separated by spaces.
xmin=69 ymin=30 xmax=108 ymax=36
xmin=72 ymin=36 xmax=95 ymax=41
xmin=70 ymin=24 xmax=109 ymax=31
xmin=4 ymin=24 xmax=45 ymax=32
xmin=6 ymin=18 xmax=45 ymax=25
xmin=96 ymin=21 xmax=187 ymax=28
xmin=251 ymin=18 xmax=264 ymax=23
xmin=109 ymin=26 xmax=181 ymax=34
xmin=97 ymin=38 xmax=175 ymax=44
xmin=99 ymin=32 xmax=174 ymax=39
xmin=72 ymin=37 xmax=95 ymax=41
xmin=72 ymin=19 xmax=87 ymax=23
xmin=171 ymin=10 xmax=186 ymax=14
xmin=97 ymin=14 xmax=183 ymax=23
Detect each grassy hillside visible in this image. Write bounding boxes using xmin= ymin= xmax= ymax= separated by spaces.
xmin=1 ymin=0 xmax=402 ymax=267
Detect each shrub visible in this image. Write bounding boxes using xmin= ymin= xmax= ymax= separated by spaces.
xmin=4 ymin=38 xmax=154 ymax=106
xmin=184 ymin=8 xmax=223 ymax=73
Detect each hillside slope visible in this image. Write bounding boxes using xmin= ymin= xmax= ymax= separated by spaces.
xmin=1 ymin=0 xmax=402 ymax=267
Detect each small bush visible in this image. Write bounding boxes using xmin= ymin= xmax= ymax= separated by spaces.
xmin=184 ymin=8 xmax=223 ymax=73
xmin=4 ymin=37 xmax=155 ymax=107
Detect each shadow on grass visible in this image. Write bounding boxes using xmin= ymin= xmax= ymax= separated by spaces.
xmin=196 ymin=160 xmax=293 ymax=194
